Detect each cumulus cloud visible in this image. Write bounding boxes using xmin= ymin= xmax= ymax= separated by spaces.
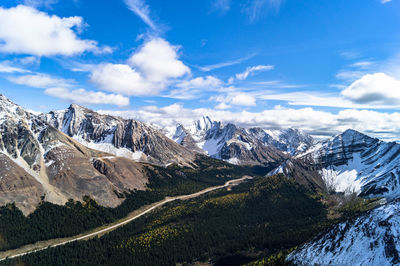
xmin=8 ymin=73 xmax=72 ymax=88
xmin=211 ymin=92 xmax=257 ymax=108
xmin=99 ymin=104 xmax=400 ymax=141
xmin=90 ymin=63 xmax=153 ymax=96
xmin=90 ymin=38 xmax=190 ymax=96
xmin=45 ymin=87 xmax=129 ymax=106
xmin=230 ymin=94 xmax=256 ymax=106
xmin=177 ymin=76 xmax=222 ymax=89
xmin=381 ymin=0 xmax=392 ymax=4
xmin=0 ymin=5 xmax=109 ymax=56
xmin=341 ymin=73 xmax=400 ymax=105
xmin=128 ymin=38 xmax=190 ymax=82
xmin=235 ymin=65 xmax=274 ymax=80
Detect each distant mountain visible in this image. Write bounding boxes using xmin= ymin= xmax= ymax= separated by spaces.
xmin=0 ymin=95 xmax=151 ymax=214
xmin=165 ymin=116 xmax=315 ymax=166
xmin=274 ymin=129 xmax=400 ymax=263
xmin=165 ymin=116 xmax=288 ymax=166
xmin=273 ymin=129 xmax=400 ymax=199
xmin=41 ymin=104 xmax=195 ymax=167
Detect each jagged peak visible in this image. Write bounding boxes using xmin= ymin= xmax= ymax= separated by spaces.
xmin=327 ymin=128 xmax=376 ymax=147
xmin=0 ymin=94 xmax=27 ymax=119
xmin=68 ymin=103 xmax=91 ymax=113
xmin=194 ymin=116 xmax=214 ymax=131
xmin=337 ymin=128 xmax=372 ymax=140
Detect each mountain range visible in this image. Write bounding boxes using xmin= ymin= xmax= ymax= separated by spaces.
xmin=1 ymin=93 xmax=400 ymax=263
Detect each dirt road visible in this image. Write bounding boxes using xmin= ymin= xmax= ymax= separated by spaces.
xmin=0 ymin=176 xmax=253 ymax=262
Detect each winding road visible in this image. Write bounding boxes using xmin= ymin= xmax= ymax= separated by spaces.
xmin=0 ymin=176 xmax=253 ymax=262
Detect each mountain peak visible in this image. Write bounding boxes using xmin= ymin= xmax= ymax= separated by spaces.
xmin=68 ymin=103 xmax=90 ymax=113
xmin=195 ymin=116 xmax=214 ymax=131
xmin=0 ymin=94 xmax=25 ymax=119
xmin=338 ymin=128 xmax=373 ymax=141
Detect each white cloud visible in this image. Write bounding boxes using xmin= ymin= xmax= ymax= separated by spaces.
xmin=18 ymin=56 xmax=41 ymax=66
xmin=177 ymin=76 xmax=222 ymax=89
xmin=198 ymin=54 xmax=255 ymax=72
xmin=215 ymin=102 xmax=231 ymax=109
xmin=235 ymin=65 xmax=274 ymax=80
xmin=45 ymin=87 xmax=129 ymax=106
xmin=0 ymin=5 xmax=109 ymax=56
xmin=230 ymin=94 xmax=256 ymax=106
xmin=250 ymin=80 xmax=306 ymax=88
xmin=91 ymin=38 xmax=190 ymax=96
xmin=349 ymin=61 xmax=374 ymax=69
xmin=336 ymin=70 xmax=366 ymax=81
xmin=0 ymin=62 xmax=29 ymax=73
xmin=90 ymin=63 xmax=153 ymax=96
xmin=99 ymin=104 xmax=400 ymax=141
xmin=128 ymin=38 xmax=190 ymax=83
xmin=212 ymin=92 xmax=257 ymax=107
xmin=381 ymin=0 xmax=392 ymax=4
xmin=123 ymin=0 xmax=157 ymax=31
xmin=8 ymin=73 xmax=72 ymax=88
xmin=342 ymin=73 xmax=400 ymax=105
xmin=164 ymin=76 xmax=223 ymax=99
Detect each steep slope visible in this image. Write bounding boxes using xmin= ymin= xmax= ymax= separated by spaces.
xmin=276 ymin=129 xmax=400 ymax=264
xmin=271 ymin=129 xmax=400 ymax=199
xmin=42 ymin=104 xmax=194 ymax=166
xmin=166 ymin=117 xmax=286 ymax=166
xmin=249 ymin=127 xmax=315 ymax=155
xmin=287 ymin=200 xmax=400 ymax=266
xmin=0 ymin=95 xmax=149 ymax=214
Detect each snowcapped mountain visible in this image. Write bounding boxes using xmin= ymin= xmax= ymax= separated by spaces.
xmin=276 ymin=129 xmax=400 ymax=264
xmin=280 ymin=129 xmax=400 ymax=200
xmin=249 ymin=127 xmax=315 ymax=155
xmin=165 ymin=116 xmax=287 ymax=166
xmin=0 ymin=95 xmax=150 ymax=214
xmin=42 ymin=104 xmax=195 ymax=166
xmin=165 ymin=116 xmax=316 ymax=166
xmin=287 ymin=200 xmax=400 ymax=265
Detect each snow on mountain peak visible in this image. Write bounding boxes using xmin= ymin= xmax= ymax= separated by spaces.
xmin=194 ymin=116 xmax=213 ymax=132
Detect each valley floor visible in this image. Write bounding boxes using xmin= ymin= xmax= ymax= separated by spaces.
xmin=0 ymin=176 xmax=252 ymax=262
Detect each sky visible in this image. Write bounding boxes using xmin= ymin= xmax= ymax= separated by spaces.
xmin=0 ymin=0 xmax=400 ymax=140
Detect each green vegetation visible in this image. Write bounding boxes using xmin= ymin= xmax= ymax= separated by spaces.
xmin=4 ymin=174 xmax=334 ymax=266
xmin=0 ymin=155 xmax=273 ymax=251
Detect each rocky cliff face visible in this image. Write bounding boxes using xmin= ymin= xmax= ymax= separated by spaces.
xmin=165 ymin=116 xmax=306 ymax=166
xmin=292 ymin=129 xmax=400 ymax=200
xmin=276 ymin=129 xmax=400 ymax=264
xmin=249 ymin=127 xmax=315 ymax=155
xmin=42 ymin=104 xmax=195 ymax=166
xmin=0 ymin=95 xmax=149 ymax=214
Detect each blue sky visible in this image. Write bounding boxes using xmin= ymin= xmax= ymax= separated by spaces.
xmin=0 ymin=0 xmax=400 ymax=139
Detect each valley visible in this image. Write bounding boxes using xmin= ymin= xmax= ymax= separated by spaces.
xmin=0 ymin=94 xmax=399 ymax=265
xmin=0 ymin=176 xmax=252 ymax=262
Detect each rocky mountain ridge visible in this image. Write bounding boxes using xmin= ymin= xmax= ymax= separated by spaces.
xmin=165 ymin=116 xmax=314 ymax=166
xmin=41 ymin=104 xmax=195 ymax=166
xmin=0 ymin=95 xmax=149 ymax=214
